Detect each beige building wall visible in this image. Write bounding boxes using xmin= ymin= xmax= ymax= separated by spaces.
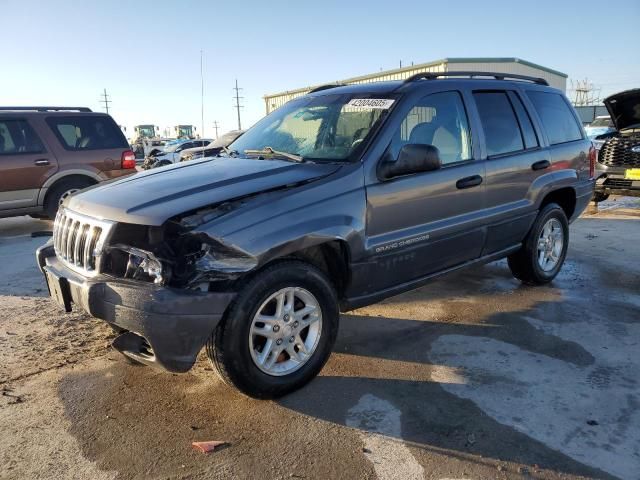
xmin=448 ymin=61 xmax=567 ymax=91
xmin=264 ymin=58 xmax=567 ymax=114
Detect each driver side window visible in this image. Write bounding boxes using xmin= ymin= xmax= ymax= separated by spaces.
xmin=389 ymin=91 xmax=472 ymax=165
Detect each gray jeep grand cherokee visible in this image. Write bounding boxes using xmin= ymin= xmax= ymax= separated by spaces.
xmin=37 ymin=72 xmax=595 ymax=398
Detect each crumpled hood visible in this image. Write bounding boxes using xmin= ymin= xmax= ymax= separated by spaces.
xmin=66 ymin=157 xmax=340 ymax=225
xmin=604 ymin=88 xmax=640 ymax=131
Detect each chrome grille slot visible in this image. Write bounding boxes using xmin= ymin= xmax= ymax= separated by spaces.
xmin=53 ymin=208 xmax=114 ymax=276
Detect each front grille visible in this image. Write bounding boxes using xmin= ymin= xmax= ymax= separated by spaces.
xmin=53 ymin=208 xmax=115 ymax=276
xmin=604 ymin=178 xmax=634 ymax=188
xmin=598 ymin=136 xmax=640 ymax=168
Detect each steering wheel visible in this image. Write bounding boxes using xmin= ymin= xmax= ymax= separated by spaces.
xmin=351 ymin=128 xmax=368 ymax=148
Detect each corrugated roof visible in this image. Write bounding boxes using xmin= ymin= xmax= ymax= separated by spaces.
xmin=264 ymin=57 xmax=567 ymax=99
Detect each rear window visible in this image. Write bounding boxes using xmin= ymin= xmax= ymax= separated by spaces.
xmin=46 ymin=115 xmax=128 ymax=151
xmin=527 ymin=91 xmax=583 ymax=145
xmin=473 ymin=92 xmax=524 ymax=157
xmin=0 ymin=119 xmax=45 ymax=155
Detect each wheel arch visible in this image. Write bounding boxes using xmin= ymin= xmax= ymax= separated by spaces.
xmin=539 ymin=186 xmax=577 ymax=221
xmin=234 ymin=237 xmax=353 ymax=301
xmin=38 ymin=170 xmax=102 ymax=205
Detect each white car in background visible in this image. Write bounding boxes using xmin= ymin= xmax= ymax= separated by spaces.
xmin=585 ymin=116 xmax=615 ymax=147
xmin=142 ymin=139 xmax=213 ymax=169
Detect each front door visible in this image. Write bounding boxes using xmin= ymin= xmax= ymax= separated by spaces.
xmin=364 ymin=90 xmax=486 ymax=293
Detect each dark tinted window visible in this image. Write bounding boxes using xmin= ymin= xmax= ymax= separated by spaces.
xmin=473 ymin=92 xmax=523 ymax=156
xmin=527 ymin=91 xmax=582 ymax=145
xmin=390 ymin=91 xmax=472 ymax=165
xmin=46 ymin=116 xmax=128 ymax=150
xmin=0 ymin=119 xmax=45 ymax=155
xmin=510 ymin=93 xmax=539 ymax=149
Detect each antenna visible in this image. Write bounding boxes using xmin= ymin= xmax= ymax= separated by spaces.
xmin=233 ymin=79 xmax=244 ymax=130
xmin=212 ymin=120 xmax=220 ymax=139
xmin=200 ymin=50 xmax=205 ymax=137
xmin=100 ymin=88 xmax=111 ymax=114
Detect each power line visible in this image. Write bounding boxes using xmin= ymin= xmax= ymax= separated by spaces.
xmin=100 ymin=88 xmax=111 ymax=114
xmin=233 ymin=79 xmax=244 ymax=130
xmin=212 ymin=120 xmax=220 ymax=139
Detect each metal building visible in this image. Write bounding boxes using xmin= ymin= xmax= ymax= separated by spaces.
xmin=263 ymin=57 xmax=567 ymax=114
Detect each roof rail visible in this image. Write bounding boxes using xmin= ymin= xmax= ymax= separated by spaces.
xmin=404 ymin=71 xmax=549 ymax=86
xmin=308 ymin=84 xmax=347 ymax=94
xmin=0 ymin=106 xmax=93 ymax=112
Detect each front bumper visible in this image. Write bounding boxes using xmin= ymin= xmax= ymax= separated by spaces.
xmin=594 ymin=167 xmax=640 ymax=197
xmin=36 ymin=241 xmax=235 ymax=373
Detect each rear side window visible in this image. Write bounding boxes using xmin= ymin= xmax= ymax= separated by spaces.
xmin=527 ymin=91 xmax=583 ymax=145
xmin=509 ymin=93 xmax=539 ymax=149
xmin=473 ymin=92 xmax=524 ymax=157
xmin=0 ymin=119 xmax=45 ymax=155
xmin=46 ymin=116 xmax=128 ymax=151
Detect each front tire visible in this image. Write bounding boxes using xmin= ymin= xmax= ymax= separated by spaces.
xmin=207 ymin=260 xmax=339 ymax=399
xmin=508 ymin=203 xmax=569 ymax=285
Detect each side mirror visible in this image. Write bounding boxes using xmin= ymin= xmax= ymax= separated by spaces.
xmin=378 ymin=144 xmax=441 ymax=180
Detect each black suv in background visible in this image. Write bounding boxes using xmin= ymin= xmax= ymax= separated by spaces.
xmin=593 ymin=89 xmax=640 ymax=201
xmin=0 ymin=107 xmax=135 ymax=219
xmin=37 ymin=73 xmax=594 ymax=398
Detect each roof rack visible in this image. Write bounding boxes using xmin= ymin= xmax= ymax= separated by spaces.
xmin=404 ymin=71 xmax=548 ymax=86
xmin=0 ymin=106 xmax=93 ymax=112
xmin=308 ymin=84 xmax=347 ymax=93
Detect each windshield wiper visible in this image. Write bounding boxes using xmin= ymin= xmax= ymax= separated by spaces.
xmin=220 ymin=145 xmax=238 ymax=157
xmin=244 ymin=146 xmax=304 ymax=163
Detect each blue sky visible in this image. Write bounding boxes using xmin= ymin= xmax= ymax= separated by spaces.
xmin=2 ymin=0 xmax=638 ymax=138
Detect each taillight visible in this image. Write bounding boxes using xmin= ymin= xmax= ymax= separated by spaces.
xmin=588 ymin=144 xmax=596 ymax=179
xmin=121 ymin=150 xmax=136 ymax=169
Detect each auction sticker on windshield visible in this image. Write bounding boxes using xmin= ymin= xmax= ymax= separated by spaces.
xmin=347 ymin=98 xmax=395 ymax=109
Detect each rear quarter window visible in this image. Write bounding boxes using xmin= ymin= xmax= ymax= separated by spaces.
xmin=46 ymin=115 xmax=128 ymax=151
xmin=526 ymin=91 xmax=583 ymax=145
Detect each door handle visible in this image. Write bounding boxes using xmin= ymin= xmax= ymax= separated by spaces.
xmin=532 ymin=160 xmax=550 ymax=171
xmin=456 ymin=175 xmax=483 ymax=189
xmin=34 ymin=159 xmax=50 ymax=166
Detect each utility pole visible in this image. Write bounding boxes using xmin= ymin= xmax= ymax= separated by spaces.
xmin=212 ymin=120 xmax=220 ymax=139
xmin=233 ymin=79 xmax=243 ymax=130
xmin=100 ymin=88 xmax=111 ymax=114
xmin=571 ymin=78 xmax=601 ymax=106
xmin=200 ymin=50 xmax=205 ymax=137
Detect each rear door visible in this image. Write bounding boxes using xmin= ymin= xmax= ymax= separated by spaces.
xmin=0 ymin=118 xmax=57 ymax=210
xmin=45 ymin=114 xmax=130 ymax=173
xmin=472 ymin=89 xmax=549 ymax=255
xmin=364 ymin=90 xmax=486 ymax=292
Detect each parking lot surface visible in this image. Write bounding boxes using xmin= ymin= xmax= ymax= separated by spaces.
xmin=1 ymin=198 xmax=639 ymax=480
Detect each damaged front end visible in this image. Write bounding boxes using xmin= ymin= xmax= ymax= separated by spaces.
xmin=101 ymin=202 xmax=257 ymax=292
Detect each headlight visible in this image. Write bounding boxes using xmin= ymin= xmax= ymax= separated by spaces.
xmin=111 ymin=244 xmax=168 ymax=285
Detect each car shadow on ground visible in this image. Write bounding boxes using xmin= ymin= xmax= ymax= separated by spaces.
xmin=55 ymin=260 xmax=626 ymax=479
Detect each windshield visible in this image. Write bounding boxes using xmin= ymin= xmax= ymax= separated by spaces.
xmin=164 ymin=140 xmax=188 ymax=152
xmin=138 ymin=126 xmax=155 ymax=137
xmin=177 ymin=126 xmax=193 ymax=137
xmin=229 ymin=93 xmax=395 ymax=161
xmin=590 ymin=117 xmax=613 ymax=128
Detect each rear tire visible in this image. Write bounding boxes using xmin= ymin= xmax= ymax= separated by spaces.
xmin=592 ymin=191 xmax=609 ymax=203
xmin=206 ymin=260 xmax=339 ymax=399
xmin=508 ymin=202 xmax=569 ymax=285
xmin=44 ymin=177 xmax=94 ymax=219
